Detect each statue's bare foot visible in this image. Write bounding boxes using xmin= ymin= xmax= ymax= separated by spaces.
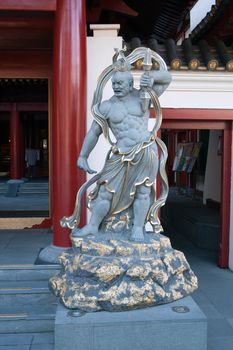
xmin=72 ymin=224 xmax=98 ymax=237
xmin=130 ymin=226 xmax=144 ymax=242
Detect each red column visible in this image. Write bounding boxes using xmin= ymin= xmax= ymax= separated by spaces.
xmin=219 ymin=125 xmax=231 ymax=267
xmin=52 ymin=0 xmax=87 ymax=247
xmin=10 ymin=103 xmax=22 ymax=179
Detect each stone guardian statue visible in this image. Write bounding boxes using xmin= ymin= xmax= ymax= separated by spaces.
xmin=50 ymin=48 xmax=198 ymax=312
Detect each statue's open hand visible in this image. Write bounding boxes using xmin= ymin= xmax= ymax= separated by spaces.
xmin=140 ymin=73 xmax=154 ymax=88
xmin=77 ymin=156 xmax=97 ymax=174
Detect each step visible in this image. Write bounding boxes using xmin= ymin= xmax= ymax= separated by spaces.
xmin=19 ymin=187 xmax=49 ymax=190
xmin=17 ymin=191 xmax=48 ymax=196
xmin=0 ymin=264 xmax=59 ymax=334
xmin=0 ymin=184 xmax=7 ymax=195
xmin=0 ymin=281 xmax=57 ymax=306
xmin=20 ymin=185 xmax=49 ymax=189
xmin=0 ymin=310 xmax=55 ymax=333
xmin=18 ymin=189 xmax=49 ymax=193
xmin=0 ymin=264 xmax=60 ymax=281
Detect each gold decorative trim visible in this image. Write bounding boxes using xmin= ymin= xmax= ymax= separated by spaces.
xmin=0 ymin=264 xmax=34 ymax=268
xmin=226 ymin=60 xmax=233 ymax=71
xmin=134 ymin=59 xmax=143 ymax=70
xmin=208 ymin=59 xmax=218 ymax=71
xmin=188 ymin=59 xmax=200 ymax=70
xmin=0 ymin=287 xmax=32 ymax=291
xmin=0 ymin=313 xmax=28 ymax=318
xmin=170 ymin=59 xmax=182 ymax=70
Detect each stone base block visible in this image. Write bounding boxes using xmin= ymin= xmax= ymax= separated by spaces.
xmin=55 ymin=296 xmax=207 ymax=350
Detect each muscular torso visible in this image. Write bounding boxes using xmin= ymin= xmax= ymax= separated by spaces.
xmin=101 ymin=91 xmax=151 ymax=151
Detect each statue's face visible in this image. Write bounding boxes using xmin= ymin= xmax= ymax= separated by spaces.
xmin=112 ymin=72 xmax=133 ymax=97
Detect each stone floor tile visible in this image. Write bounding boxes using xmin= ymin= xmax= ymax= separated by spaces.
xmin=208 ymin=336 xmax=233 ymax=350
xmin=32 ymin=333 xmax=54 ymax=344
xmin=207 ymin=319 xmax=233 ymax=338
xmin=228 ymin=318 xmax=233 ymax=328
xmin=0 ymin=334 xmax=33 ymax=346
xmin=198 ymin=303 xmax=223 ymax=319
xmin=30 ymin=344 xmax=54 ymax=350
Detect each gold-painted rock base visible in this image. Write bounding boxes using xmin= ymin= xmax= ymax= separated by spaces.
xmin=49 ymin=232 xmax=198 ymax=312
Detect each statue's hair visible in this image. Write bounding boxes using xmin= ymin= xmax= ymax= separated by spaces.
xmin=112 ymin=58 xmax=132 ymax=72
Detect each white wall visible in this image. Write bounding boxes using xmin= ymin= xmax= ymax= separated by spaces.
xmin=86 ymin=29 xmax=122 ymax=174
xmin=203 ymin=130 xmax=222 ymax=204
xmin=134 ymin=71 xmax=233 ymax=109
xmin=86 ymin=27 xmax=122 ymax=220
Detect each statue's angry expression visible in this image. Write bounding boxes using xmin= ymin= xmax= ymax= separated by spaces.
xmin=112 ymin=71 xmax=133 ymax=97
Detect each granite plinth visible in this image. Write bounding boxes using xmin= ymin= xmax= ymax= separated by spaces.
xmin=55 ymin=296 xmax=207 ymax=350
xmin=50 ymin=232 xmax=198 ymax=312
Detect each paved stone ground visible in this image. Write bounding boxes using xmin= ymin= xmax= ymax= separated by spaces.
xmin=165 ymin=227 xmax=233 ymax=350
xmin=0 ymin=332 xmax=54 ymax=350
xmin=0 ymin=223 xmax=233 ymax=349
xmin=0 ymin=196 xmax=49 ymax=212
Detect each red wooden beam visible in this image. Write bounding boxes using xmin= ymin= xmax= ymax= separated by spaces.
xmin=0 ymin=51 xmax=52 ymax=78
xmin=0 ymin=16 xmax=54 ymax=29
xmin=151 ymin=108 xmax=233 ymax=121
xmin=0 ymin=0 xmax=56 ymax=11
xmin=18 ymin=103 xmax=48 ymax=111
xmin=0 ymin=103 xmax=48 ymax=112
xmin=162 ymin=120 xmax=227 ymax=130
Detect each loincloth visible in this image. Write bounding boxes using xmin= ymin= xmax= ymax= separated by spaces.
xmin=88 ymin=139 xmax=158 ymax=215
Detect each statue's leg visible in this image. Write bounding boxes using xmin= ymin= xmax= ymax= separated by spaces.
xmin=130 ymin=184 xmax=151 ymax=242
xmin=72 ymin=185 xmax=112 ymax=237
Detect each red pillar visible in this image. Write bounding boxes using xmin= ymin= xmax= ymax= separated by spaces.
xmin=219 ymin=125 xmax=231 ymax=267
xmin=10 ymin=103 xmax=22 ymax=179
xmin=52 ymin=0 xmax=87 ymax=247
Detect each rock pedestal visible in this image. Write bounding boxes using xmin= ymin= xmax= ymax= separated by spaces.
xmin=49 ymin=232 xmax=198 ymax=312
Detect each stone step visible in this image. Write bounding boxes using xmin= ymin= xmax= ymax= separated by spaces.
xmin=18 ymin=190 xmax=48 ymax=194
xmin=19 ymin=187 xmax=48 ymax=190
xmin=0 ymin=264 xmax=58 ymax=334
xmin=0 ymin=310 xmax=55 ymax=333
xmin=0 ymin=264 xmax=60 ymax=281
xmin=19 ymin=187 xmax=49 ymax=191
xmin=18 ymin=183 xmax=49 ymax=196
xmin=0 ymin=281 xmax=57 ymax=306
xmin=0 ymin=184 xmax=7 ymax=195
xmin=20 ymin=184 xmax=49 ymax=189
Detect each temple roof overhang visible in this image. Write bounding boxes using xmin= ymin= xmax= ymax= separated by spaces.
xmin=86 ymin=0 xmax=198 ymax=42
xmin=126 ymin=37 xmax=233 ymax=72
xmin=191 ymin=0 xmax=233 ymax=45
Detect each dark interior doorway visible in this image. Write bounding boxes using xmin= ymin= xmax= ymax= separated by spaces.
xmin=160 ymin=119 xmax=231 ymax=268
xmin=0 ymin=78 xmax=48 ymax=180
xmin=0 ymin=78 xmax=49 ymax=217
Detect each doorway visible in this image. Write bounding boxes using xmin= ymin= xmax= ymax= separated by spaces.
xmin=161 ymin=116 xmax=231 ymax=268
xmin=0 ymin=78 xmax=49 ymax=218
